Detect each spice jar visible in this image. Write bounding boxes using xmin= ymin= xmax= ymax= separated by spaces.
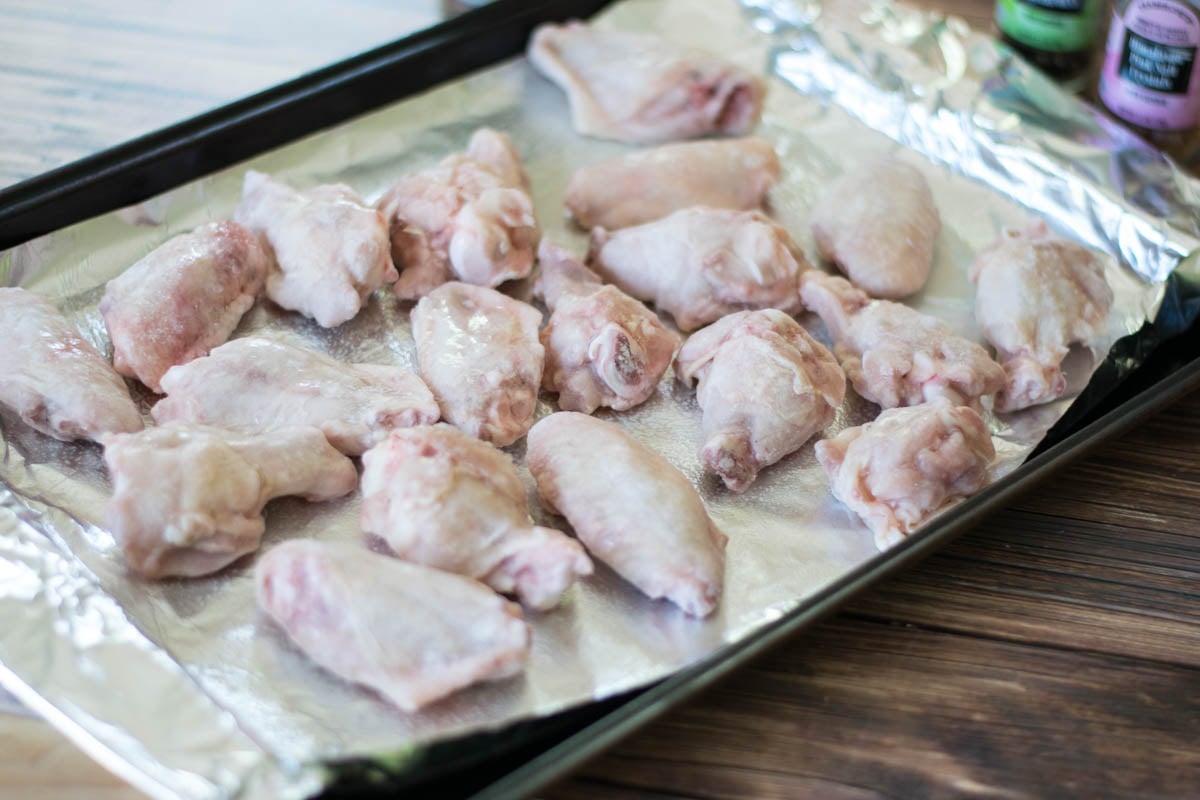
xmin=996 ymin=0 xmax=1105 ymax=88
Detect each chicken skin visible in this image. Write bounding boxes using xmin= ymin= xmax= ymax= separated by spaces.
xmin=100 ymin=221 xmax=269 ymax=392
xmin=235 ymin=171 xmax=397 ymax=328
xmin=103 ymin=424 xmax=357 ymax=578
xmin=527 ymin=22 xmax=765 ymax=144
xmin=676 ymin=310 xmax=845 ymax=492
xmin=800 ymin=271 xmax=1005 ymax=412
xmin=810 ymin=158 xmax=940 ymax=299
xmin=0 ymin=288 xmax=142 ymax=442
xmin=536 ymin=240 xmax=680 ymax=414
xmin=565 ymin=137 xmax=780 ymax=230
xmin=527 ymin=412 xmax=726 ymax=617
xmin=256 ymin=540 xmax=530 ymax=712
xmin=969 ymin=219 xmax=1113 ymax=413
xmin=588 ymin=207 xmax=807 ymax=332
xmin=153 ymin=337 xmax=439 ymax=456
xmin=411 ymin=282 xmax=544 ymax=446
xmin=815 ymin=399 xmax=995 ymax=549
xmin=377 ymin=129 xmax=538 ymax=300
xmin=361 ymin=425 xmax=592 ymax=611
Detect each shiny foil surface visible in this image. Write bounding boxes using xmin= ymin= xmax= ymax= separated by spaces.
xmin=0 ymin=0 xmax=1196 ymax=797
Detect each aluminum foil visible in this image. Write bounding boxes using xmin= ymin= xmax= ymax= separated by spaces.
xmin=0 ymin=0 xmax=1196 ymax=797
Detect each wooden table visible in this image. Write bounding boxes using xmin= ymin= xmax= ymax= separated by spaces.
xmin=4 ymin=1 xmax=1199 ymax=798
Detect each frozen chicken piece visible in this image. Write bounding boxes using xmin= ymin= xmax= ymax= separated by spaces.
xmin=536 ymin=240 xmax=680 ymax=413
xmin=800 ymin=271 xmax=1004 ymax=412
xmin=235 ymin=171 xmax=397 ymax=328
xmin=256 ymin=540 xmax=530 ymax=712
xmin=565 ymin=137 xmax=780 ymax=229
xmin=412 ymin=282 xmax=544 ymax=446
xmin=527 ymin=412 xmax=726 ymax=617
xmin=810 ymin=157 xmax=940 ymax=299
xmin=100 ymin=221 xmax=269 ymax=392
xmin=527 ymin=22 xmax=765 ymax=144
xmin=377 ymin=129 xmax=538 ymax=300
xmin=154 ymin=337 xmax=439 ymax=456
xmin=815 ymin=399 xmax=995 ymax=549
xmin=103 ymin=424 xmax=356 ymax=578
xmin=0 ymin=288 xmax=142 ymax=442
xmin=588 ymin=207 xmax=807 ymax=332
xmin=676 ymin=309 xmax=845 ymax=492
xmin=361 ymin=425 xmax=592 ymax=610
xmin=969 ymin=219 xmax=1113 ymax=412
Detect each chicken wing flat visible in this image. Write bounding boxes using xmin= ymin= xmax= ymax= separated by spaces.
xmin=256 ymin=540 xmax=530 ymax=712
xmin=361 ymin=425 xmax=592 ymax=611
xmin=815 ymin=399 xmax=995 ymax=549
xmin=588 ymin=207 xmax=807 ymax=332
xmin=528 ymin=22 xmax=765 ymax=144
xmin=527 ymin=412 xmax=726 ymax=617
xmin=800 ymin=271 xmax=1004 ymax=411
xmin=676 ymin=309 xmax=845 ymax=492
xmin=235 ymin=171 xmax=397 ymax=328
xmin=103 ymin=423 xmax=356 ymax=578
xmin=99 ymin=221 xmax=269 ymax=392
xmin=565 ymin=137 xmax=780 ymax=230
xmin=969 ymin=219 xmax=1113 ymax=412
xmin=0 ymin=288 xmax=142 ymax=442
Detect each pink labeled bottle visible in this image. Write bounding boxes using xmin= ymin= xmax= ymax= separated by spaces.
xmin=1099 ymin=0 xmax=1200 ymax=158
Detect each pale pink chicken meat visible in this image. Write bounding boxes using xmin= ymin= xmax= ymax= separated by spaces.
xmin=361 ymin=425 xmax=592 ymax=611
xmin=815 ymin=399 xmax=995 ymax=549
xmin=565 ymin=137 xmax=780 ymax=230
xmin=0 ymin=288 xmax=142 ymax=441
xmin=800 ymin=271 xmax=1005 ymax=412
xmin=588 ymin=207 xmax=807 ymax=332
xmin=377 ymin=129 xmax=538 ymax=300
xmin=153 ymin=337 xmax=439 ymax=456
xmin=676 ymin=310 xmax=846 ymax=492
xmin=103 ymin=423 xmax=356 ymax=578
xmin=527 ymin=412 xmax=726 ymax=617
xmin=969 ymin=219 xmax=1113 ymax=413
xmin=235 ymin=171 xmax=397 ymax=328
xmin=527 ymin=22 xmax=765 ymax=144
xmin=411 ymin=282 xmax=544 ymax=446
xmin=100 ymin=221 xmax=269 ymax=392
xmin=256 ymin=540 xmax=530 ymax=712
xmin=536 ymin=240 xmax=681 ymax=414
xmin=810 ymin=157 xmax=941 ymax=299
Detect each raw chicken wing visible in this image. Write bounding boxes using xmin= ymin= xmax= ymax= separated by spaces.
xmin=815 ymin=399 xmax=995 ymax=549
xmin=377 ymin=129 xmax=537 ymax=300
xmin=103 ymin=423 xmax=357 ymax=578
xmin=588 ymin=207 xmax=807 ymax=331
xmin=536 ymin=240 xmax=680 ymax=413
xmin=412 ymin=282 xmax=544 ymax=446
xmin=800 ymin=271 xmax=1004 ymax=411
xmin=257 ymin=540 xmax=530 ymax=712
xmin=527 ymin=22 xmax=765 ymax=144
xmin=361 ymin=425 xmax=592 ymax=610
xmin=0 ymin=288 xmax=142 ymax=441
xmin=100 ymin=221 xmax=269 ymax=392
xmin=566 ymin=137 xmax=780 ymax=229
xmin=810 ymin=158 xmax=940 ymax=298
xmin=154 ymin=337 xmax=439 ymax=456
xmin=527 ymin=412 xmax=726 ymax=617
xmin=235 ymin=171 xmax=397 ymax=328
xmin=970 ymin=219 xmax=1113 ymax=412
xmin=676 ymin=310 xmax=845 ymax=492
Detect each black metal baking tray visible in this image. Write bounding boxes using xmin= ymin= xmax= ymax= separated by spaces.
xmin=2 ymin=1 xmax=1199 ymax=798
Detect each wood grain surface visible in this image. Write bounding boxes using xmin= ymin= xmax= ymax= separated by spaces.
xmin=3 ymin=0 xmax=1199 ymax=799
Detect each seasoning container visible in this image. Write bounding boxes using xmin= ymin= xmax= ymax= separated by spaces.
xmin=996 ymin=0 xmax=1105 ymax=87
xmin=1098 ymin=0 xmax=1200 ymax=160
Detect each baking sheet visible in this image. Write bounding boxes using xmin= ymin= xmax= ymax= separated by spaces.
xmin=0 ymin=0 xmax=1197 ymax=798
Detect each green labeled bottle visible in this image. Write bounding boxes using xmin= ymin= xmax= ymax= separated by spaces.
xmin=996 ymin=0 xmax=1104 ymax=86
